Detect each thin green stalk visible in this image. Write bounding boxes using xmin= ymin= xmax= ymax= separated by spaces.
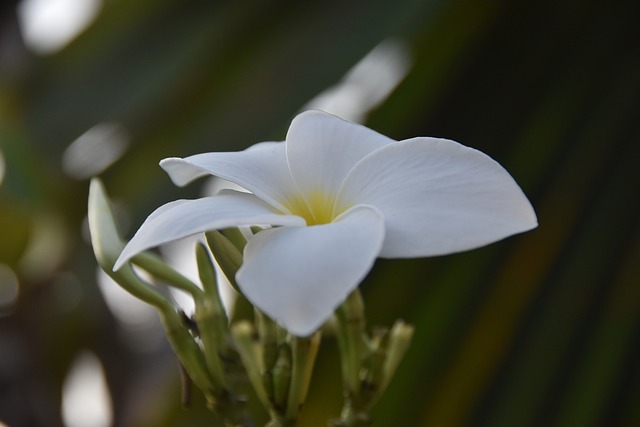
xmin=159 ymin=306 xmax=218 ymax=396
xmin=256 ymin=310 xmax=279 ymax=372
xmin=89 ymin=179 xmax=214 ymax=392
xmin=256 ymin=310 xmax=280 ymax=406
xmin=103 ymin=263 xmax=172 ymax=313
xmin=272 ymin=343 xmax=292 ymax=412
xmin=335 ymin=291 xmax=366 ymax=396
xmin=205 ymin=230 xmax=243 ymax=292
xmin=231 ymin=321 xmax=274 ymax=415
xmin=195 ymin=243 xmax=231 ymax=352
xmin=194 ymin=305 xmax=228 ymax=390
xmin=132 ymin=251 xmax=204 ymax=299
xmin=359 ymin=329 xmax=388 ymax=405
xmin=221 ymin=227 xmax=249 ymax=251
xmin=105 ymin=263 xmax=216 ymax=397
xmin=286 ymin=332 xmax=321 ymax=420
xmin=377 ymin=320 xmax=414 ymax=399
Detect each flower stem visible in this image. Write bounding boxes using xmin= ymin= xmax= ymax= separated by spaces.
xmin=89 ymin=180 xmax=255 ymax=425
xmin=335 ymin=290 xmax=366 ymax=397
xmin=205 ymin=230 xmax=244 ymax=292
xmin=286 ymin=332 xmax=321 ymax=420
xmin=131 ymin=251 xmax=204 ymax=298
xmin=194 ymin=243 xmax=230 ymax=389
xmin=376 ymin=320 xmax=414 ymax=402
xmin=271 ymin=343 xmax=292 ymax=412
xmin=333 ymin=292 xmax=414 ymax=426
xmin=231 ymin=321 xmax=275 ymax=416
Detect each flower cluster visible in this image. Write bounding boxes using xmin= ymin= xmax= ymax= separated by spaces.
xmin=114 ymin=110 xmax=537 ymax=336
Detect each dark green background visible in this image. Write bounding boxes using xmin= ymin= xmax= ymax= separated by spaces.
xmin=1 ymin=0 xmax=639 ymax=425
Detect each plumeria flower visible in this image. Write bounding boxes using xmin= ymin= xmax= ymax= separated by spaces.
xmin=114 ymin=110 xmax=537 ymax=336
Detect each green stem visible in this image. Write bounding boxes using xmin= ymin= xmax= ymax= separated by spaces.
xmin=335 ymin=290 xmax=366 ymax=397
xmin=376 ymin=321 xmax=414 ymax=401
xmin=205 ymin=230 xmax=243 ymax=293
xmin=257 ymin=311 xmax=280 ymax=408
xmin=99 ymin=264 xmax=215 ymax=396
xmin=256 ymin=310 xmax=279 ymax=373
xmin=271 ymin=343 xmax=292 ymax=412
xmin=88 ymin=180 xmax=254 ymax=424
xmin=132 ymin=251 xmax=204 ymax=299
xmin=194 ymin=300 xmax=228 ymax=389
xmin=105 ymin=264 xmax=172 ymax=312
xmin=285 ymin=333 xmax=321 ymax=420
xmin=195 ymin=243 xmax=231 ymax=354
xmin=221 ymin=227 xmax=249 ymax=251
xmin=231 ymin=321 xmax=275 ymax=416
xmin=159 ymin=308 xmax=218 ymax=395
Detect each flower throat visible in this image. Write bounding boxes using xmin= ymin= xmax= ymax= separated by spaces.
xmin=284 ymin=190 xmax=342 ymax=226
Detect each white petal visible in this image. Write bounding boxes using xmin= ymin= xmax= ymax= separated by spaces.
xmin=286 ymin=110 xmax=394 ymax=201
xmin=160 ymin=142 xmax=298 ymax=213
xmin=337 ymin=137 xmax=538 ymax=258
xmin=236 ymin=205 xmax=385 ymax=336
xmin=114 ymin=191 xmax=305 ymax=270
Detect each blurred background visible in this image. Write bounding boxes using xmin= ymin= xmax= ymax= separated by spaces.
xmin=1 ymin=0 xmax=639 ymax=426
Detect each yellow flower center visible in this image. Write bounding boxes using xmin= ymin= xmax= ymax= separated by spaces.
xmin=283 ymin=190 xmax=346 ymax=226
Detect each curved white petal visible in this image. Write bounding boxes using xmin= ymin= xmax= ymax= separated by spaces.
xmin=160 ymin=142 xmax=297 ymax=213
xmin=337 ymin=137 xmax=538 ymax=258
xmin=236 ymin=205 xmax=385 ymax=336
xmin=114 ymin=191 xmax=305 ymax=270
xmin=286 ymin=110 xmax=394 ymax=203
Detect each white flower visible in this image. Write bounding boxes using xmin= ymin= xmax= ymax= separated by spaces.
xmin=114 ymin=110 xmax=537 ymax=336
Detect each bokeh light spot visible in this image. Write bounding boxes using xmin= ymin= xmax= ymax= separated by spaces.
xmin=62 ymin=122 xmax=130 ymax=180
xmin=304 ymin=39 xmax=412 ymax=122
xmin=17 ymin=0 xmax=103 ymax=55
xmin=61 ymin=351 xmax=113 ymax=427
